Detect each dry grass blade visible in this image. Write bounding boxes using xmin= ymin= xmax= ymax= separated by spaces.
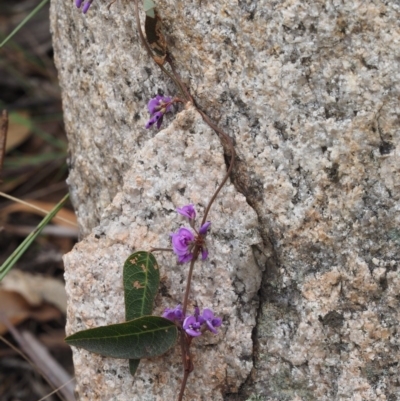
xmin=0 ymin=314 xmax=76 ymax=401
xmin=0 ymin=192 xmax=77 ymax=227
xmin=34 ymin=378 xmax=76 ymax=401
xmin=0 ymin=110 xmax=8 ymax=179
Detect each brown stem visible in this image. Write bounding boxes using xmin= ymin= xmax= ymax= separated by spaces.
xmin=178 ymin=368 xmax=191 ymax=401
xmin=166 ymin=56 xmax=193 ymax=103
xmin=166 ymin=63 xmax=236 ymax=225
xmin=132 ymin=0 xmax=189 ymax=101
xmin=149 ymin=247 xmax=173 ymax=253
xmin=178 ymin=331 xmax=194 ymax=401
xmin=181 ymin=245 xmax=199 ymax=317
xmin=197 ymin=111 xmax=235 ymax=225
xmin=132 ymin=4 xmax=236 ymax=401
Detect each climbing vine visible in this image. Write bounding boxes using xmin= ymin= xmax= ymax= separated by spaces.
xmin=66 ymin=1 xmax=236 ymax=400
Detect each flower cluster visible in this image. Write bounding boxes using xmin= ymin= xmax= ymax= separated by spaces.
xmin=171 ymin=205 xmax=211 ymax=263
xmin=145 ymin=95 xmax=173 ymax=129
xmin=75 ymin=0 xmax=93 ymax=14
xmin=163 ymin=305 xmax=222 ymax=337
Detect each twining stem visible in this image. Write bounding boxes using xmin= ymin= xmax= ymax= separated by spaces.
xmin=133 ymin=0 xmax=188 ymax=102
xmin=178 ymin=331 xmax=193 ymax=401
xmin=166 ymin=58 xmax=237 ymax=224
xmin=181 ymin=245 xmax=199 ymax=317
xmin=176 ymin=92 xmax=235 ymax=226
xmin=132 ymin=2 xmax=236 ymax=400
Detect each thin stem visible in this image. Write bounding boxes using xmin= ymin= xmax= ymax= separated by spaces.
xmin=178 ymin=369 xmax=190 ymax=401
xmin=149 ymin=247 xmax=173 ymax=253
xmin=197 ymin=110 xmax=235 ymax=226
xmin=132 ymin=4 xmax=237 ymax=401
xmin=166 ymin=63 xmax=236 ymax=225
xmin=181 ymin=245 xmax=199 ymax=317
xmin=132 ymin=0 xmax=188 ymax=101
xmin=166 ymin=55 xmax=193 ymax=103
xmin=178 ymin=331 xmax=193 ymax=401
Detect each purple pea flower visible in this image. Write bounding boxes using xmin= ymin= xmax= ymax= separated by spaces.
xmin=161 ymin=306 xmax=222 ymax=337
xmin=171 ymin=228 xmax=195 ymax=263
xmin=183 ymin=316 xmax=202 ymax=337
xmin=171 ymin=205 xmax=211 ymax=263
xmin=82 ymin=1 xmax=92 ymax=13
xmin=162 ymin=305 xmax=184 ymax=322
xmin=199 ymin=221 xmax=211 ymax=260
xmin=145 ymin=95 xmax=173 ymax=129
xmin=75 ymin=0 xmax=93 ymax=13
xmin=184 ymin=307 xmax=222 ymax=337
xmin=176 ymin=204 xmax=196 ymax=220
xmin=145 ymin=111 xmax=164 ymax=129
xmin=202 ymin=308 xmax=222 ymax=334
xmin=199 ymin=221 xmax=211 ymax=235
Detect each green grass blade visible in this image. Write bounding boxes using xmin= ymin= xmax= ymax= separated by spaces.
xmin=0 ymin=0 xmax=50 ymax=48
xmin=0 ymin=193 xmax=69 ymax=281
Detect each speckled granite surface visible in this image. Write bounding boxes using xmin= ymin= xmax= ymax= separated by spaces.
xmin=51 ymin=0 xmax=400 ymax=399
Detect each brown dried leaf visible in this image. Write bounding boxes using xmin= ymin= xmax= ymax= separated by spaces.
xmin=0 ymin=289 xmax=61 ymax=335
xmin=0 ymin=199 xmax=77 ymax=227
xmin=5 ymin=111 xmax=31 ymax=153
xmin=1 ymin=270 xmax=67 ymax=313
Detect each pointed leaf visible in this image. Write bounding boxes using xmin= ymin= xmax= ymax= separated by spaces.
xmin=123 ymin=251 xmax=160 ymax=375
xmin=65 ymin=316 xmax=177 ymax=359
xmin=128 ymin=359 xmax=140 ymax=375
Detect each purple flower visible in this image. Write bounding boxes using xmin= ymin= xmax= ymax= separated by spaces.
xmin=199 ymin=221 xmax=211 ymax=236
xmin=75 ymin=0 xmax=93 ymax=13
xmin=171 ymin=205 xmax=212 ymax=263
xmin=145 ymin=95 xmax=173 ymax=129
xmin=202 ymin=308 xmax=222 ymax=334
xmin=183 ymin=307 xmax=222 ymax=337
xmin=201 ymin=248 xmax=208 ymax=260
xmin=145 ymin=111 xmax=164 ymax=129
xmin=162 ymin=306 xmax=222 ymax=337
xmin=147 ymin=95 xmax=172 ymax=114
xmin=82 ymin=1 xmax=92 ymax=13
xmin=176 ymin=204 xmax=196 ymax=220
xmin=171 ymin=228 xmax=195 ymax=263
xmin=163 ymin=305 xmax=184 ymax=322
xmin=199 ymin=221 xmax=211 ymax=259
xmin=183 ymin=316 xmax=202 ymax=337
xmin=193 ymin=306 xmax=205 ymax=325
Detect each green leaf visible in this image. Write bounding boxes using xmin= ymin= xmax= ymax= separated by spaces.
xmin=143 ymin=0 xmax=156 ymax=12
xmin=128 ymin=359 xmax=141 ymax=376
xmin=124 ymin=251 xmax=160 ymax=320
xmin=123 ymin=251 xmax=160 ymax=375
xmin=65 ymin=316 xmax=177 ymax=359
xmin=143 ymin=0 xmax=155 ymax=17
